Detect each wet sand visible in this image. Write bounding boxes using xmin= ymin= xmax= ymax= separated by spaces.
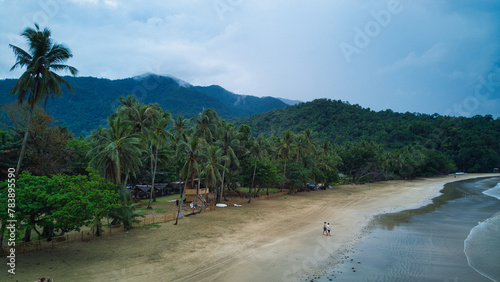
xmin=3 ymin=173 xmax=498 ymax=282
xmin=320 ymin=176 xmax=500 ymax=281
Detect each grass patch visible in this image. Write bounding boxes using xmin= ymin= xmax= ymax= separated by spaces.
xmin=233 ymin=187 xmax=282 ymax=194
xmin=137 ymin=223 xmax=161 ymax=230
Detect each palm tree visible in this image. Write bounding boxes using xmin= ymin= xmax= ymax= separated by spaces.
xmin=175 ymin=135 xmax=204 ymax=224
xmin=248 ymin=135 xmax=270 ymax=202
xmin=118 ymin=96 xmax=169 ymax=208
xmin=88 ymin=114 xmax=143 ymax=185
xmin=191 ymin=108 xmax=219 ymax=144
xmin=276 ymin=130 xmax=295 ymax=191
xmin=202 ymin=145 xmax=228 ymax=201
xmin=215 ymin=122 xmax=242 ymax=202
xmin=171 ymin=115 xmax=190 ymax=149
xmin=316 ymin=140 xmax=341 ymax=184
xmin=9 ymin=23 xmax=78 ymax=173
xmin=117 ymin=95 xmax=157 ymax=134
xmin=295 ymin=128 xmax=317 ymax=162
xmin=146 ymin=109 xmax=173 ymax=208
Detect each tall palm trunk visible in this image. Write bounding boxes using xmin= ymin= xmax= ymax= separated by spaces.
xmin=220 ymin=159 xmax=227 ymax=202
xmin=175 ymin=177 xmax=188 ymax=225
xmin=123 ymin=173 xmax=129 ymax=190
xmin=147 ymin=146 xmax=158 ymax=208
xmin=249 ymin=158 xmax=257 ymax=203
xmin=281 ymin=159 xmax=287 ymax=192
xmin=195 ymin=171 xmax=201 ymax=212
xmin=16 ymin=75 xmax=41 ymax=173
xmin=0 ymin=223 xmax=5 ymax=246
xmin=16 ymin=105 xmax=33 ymax=173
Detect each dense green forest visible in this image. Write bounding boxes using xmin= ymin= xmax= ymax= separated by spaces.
xmin=1 ymin=23 xmax=498 ymax=246
xmin=234 ymin=98 xmax=500 ymax=173
xmin=0 ymin=74 xmax=288 ymax=136
xmin=2 ymin=95 xmax=499 ymax=244
xmin=3 ymin=95 xmax=500 ymax=243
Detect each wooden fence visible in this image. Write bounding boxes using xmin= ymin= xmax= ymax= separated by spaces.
xmin=1 ymin=191 xmax=287 ymax=255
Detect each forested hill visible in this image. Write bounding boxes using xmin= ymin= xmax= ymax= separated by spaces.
xmin=234 ymin=98 xmax=500 ymax=172
xmin=0 ymin=74 xmax=288 ymax=136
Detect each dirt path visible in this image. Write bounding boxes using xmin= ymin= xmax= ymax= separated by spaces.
xmin=3 ymin=174 xmax=497 ymax=281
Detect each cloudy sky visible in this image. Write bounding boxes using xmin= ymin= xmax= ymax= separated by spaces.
xmin=1 ymin=0 xmax=499 ymax=117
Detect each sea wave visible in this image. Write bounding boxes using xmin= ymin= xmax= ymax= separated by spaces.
xmin=464 ymin=211 xmax=500 ymax=282
xmin=483 ymin=183 xmax=500 ymax=201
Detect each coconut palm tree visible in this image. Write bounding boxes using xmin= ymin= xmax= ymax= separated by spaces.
xmin=248 ymin=135 xmax=271 ymax=202
xmin=146 ymin=109 xmax=173 ymax=208
xmin=88 ymin=114 xmax=143 ymax=185
xmin=175 ymin=135 xmax=205 ymax=224
xmin=315 ymin=139 xmax=341 ymax=184
xmin=118 ymin=96 xmax=168 ymax=208
xmin=117 ymin=95 xmax=157 ymax=134
xmin=88 ymin=114 xmax=145 ymax=229
xmin=214 ymin=122 xmax=242 ymax=201
xmin=202 ymin=144 xmax=228 ymax=200
xmin=171 ymin=115 xmax=190 ymax=149
xmin=9 ymin=23 xmax=78 ymax=173
xmin=276 ymin=130 xmax=295 ymax=191
xmin=191 ymin=108 xmax=219 ymax=144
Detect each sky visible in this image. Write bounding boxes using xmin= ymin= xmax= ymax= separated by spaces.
xmin=1 ymin=0 xmax=499 ymax=117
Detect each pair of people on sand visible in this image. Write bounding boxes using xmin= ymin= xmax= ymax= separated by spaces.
xmin=323 ymin=222 xmax=331 ymax=236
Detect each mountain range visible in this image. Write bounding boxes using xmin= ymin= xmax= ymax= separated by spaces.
xmin=0 ymin=74 xmax=291 ymax=136
xmin=1 ymin=74 xmax=498 ymax=173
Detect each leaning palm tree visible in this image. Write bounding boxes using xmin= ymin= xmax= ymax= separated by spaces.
xmin=276 ymin=130 xmax=295 ymax=191
xmin=118 ymin=96 xmax=166 ymax=208
xmin=146 ymin=109 xmax=173 ymax=208
xmin=202 ymin=144 xmax=228 ymax=200
xmin=9 ymin=23 xmax=78 ymax=172
xmin=175 ymin=135 xmax=204 ymax=225
xmin=214 ymin=122 xmax=242 ymax=202
xmin=88 ymin=114 xmax=145 ymax=229
xmin=248 ymin=135 xmax=271 ymax=202
xmin=88 ymin=114 xmax=144 ymax=185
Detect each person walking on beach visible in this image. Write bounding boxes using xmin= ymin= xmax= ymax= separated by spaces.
xmin=323 ymin=222 xmax=327 ymax=235
xmin=327 ymin=223 xmax=331 ymax=236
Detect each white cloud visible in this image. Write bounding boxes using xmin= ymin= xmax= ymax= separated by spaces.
xmin=1 ymin=0 xmax=499 ymax=117
xmin=377 ymin=43 xmax=447 ymax=75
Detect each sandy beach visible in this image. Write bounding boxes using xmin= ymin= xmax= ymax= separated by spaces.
xmin=4 ymin=173 xmax=498 ymax=282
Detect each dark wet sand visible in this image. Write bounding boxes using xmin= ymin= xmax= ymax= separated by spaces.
xmin=320 ymin=177 xmax=500 ymax=282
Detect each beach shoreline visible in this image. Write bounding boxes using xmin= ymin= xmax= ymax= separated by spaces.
xmin=5 ymin=173 xmax=499 ymax=281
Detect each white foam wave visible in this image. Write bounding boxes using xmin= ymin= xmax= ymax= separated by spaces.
xmin=464 ymin=212 xmax=500 ymax=282
xmin=483 ymin=183 xmax=500 ymax=201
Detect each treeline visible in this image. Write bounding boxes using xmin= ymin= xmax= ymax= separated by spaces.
xmin=2 ymin=96 xmax=465 ymax=187
xmin=234 ymin=98 xmax=500 ymax=173
xmin=0 ymin=96 xmax=496 ymax=243
xmin=0 ymin=74 xmax=289 ymax=136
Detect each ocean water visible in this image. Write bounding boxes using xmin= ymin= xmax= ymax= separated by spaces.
xmin=317 ymin=177 xmax=500 ymax=282
xmin=465 ymin=184 xmax=500 ymax=281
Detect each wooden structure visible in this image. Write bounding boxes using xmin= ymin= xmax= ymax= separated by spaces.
xmin=132 ymin=183 xmax=169 ymax=199
xmin=184 ymin=178 xmax=209 ymax=205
